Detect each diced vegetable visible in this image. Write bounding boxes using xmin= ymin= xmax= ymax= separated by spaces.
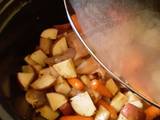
xmin=121 ymin=103 xmax=146 ymax=120
xmin=67 ymin=78 xmax=85 ymax=91
xmin=105 ymin=78 xmax=119 ymax=96
xmin=59 ymin=102 xmax=74 ymax=115
xmin=25 ymin=89 xmax=47 ymax=108
xmin=31 ymin=74 xmax=56 ymax=90
xmin=76 ymin=57 xmax=99 ymax=74
xmin=36 ymin=105 xmax=59 ymax=120
xmin=71 ymin=15 xmax=82 ymax=33
xmin=145 ymin=106 xmax=160 ymax=120
xmin=46 ymin=92 xmax=67 ymax=111
xmin=55 ymin=76 xmax=71 ymax=95
xmin=52 ymin=37 xmax=68 ymax=56
xmin=97 ymin=100 xmax=117 ymax=120
xmin=90 ymin=79 xmax=112 ymax=98
xmin=46 ymin=48 xmax=76 ymax=65
xmin=125 ymin=91 xmax=143 ymax=109
xmin=17 ymin=24 xmax=157 ymax=120
xmin=30 ymin=50 xmax=47 ymax=67
xmin=53 ymin=59 xmax=77 ymax=78
xmin=22 ymin=65 xmax=34 ymax=73
xmin=40 ymin=38 xmax=52 ymax=54
xmin=71 ymin=92 xmax=96 ymax=116
xmin=17 ymin=72 xmax=34 ymax=90
xmin=67 ymin=32 xmax=88 ymax=60
xmin=110 ymin=92 xmax=128 ymax=112
xmin=54 ymin=23 xmax=71 ymax=34
xmin=117 ymin=114 xmax=128 ymax=120
xmin=60 ymin=115 xmax=93 ymax=120
xmin=80 ymin=75 xmax=91 ymax=86
xmin=41 ymin=28 xmax=58 ymax=39
xmin=95 ymin=105 xmax=110 ymax=120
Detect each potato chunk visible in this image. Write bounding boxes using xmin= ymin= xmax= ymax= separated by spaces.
xmin=71 ymin=92 xmax=96 ymax=116
xmin=53 ymin=59 xmax=77 ymax=78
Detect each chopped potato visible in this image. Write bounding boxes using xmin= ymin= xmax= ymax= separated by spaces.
xmin=80 ymin=75 xmax=91 ymax=86
xmin=41 ymin=28 xmax=58 ymax=39
xmin=36 ymin=105 xmax=59 ymax=120
xmin=111 ymin=92 xmax=128 ymax=112
xmin=30 ymin=50 xmax=47 ymax=67
xmin=31 ymin=74 xmax=56 ymax=90
xmin=71 ymin=92 xmax=96 ymax=116
xmin=40 ymin=38 xmax=52 ymax=54
xmin=95 ymin=105 xmax=110 ymax=120
xmin=53 ymin=59 xmax=77 ymax=78
xmin=55 ymin=76 xmax=71 ymax=95
xmin=76 ymin=57 xmax=99 ymax=74
xmin=52 ymin=37 xmax=68 ymax=56
xmin=17 ymin=72 xmax=34 ymax=90
xmin=22 ymin=65 xmax=34 ymax=73
xmin=105 ymin=78 xmax=119 ymax=96
xmin=25 ymin=89 xmax=47 ymax=108
xmin=46 ymin=92 xmax=67 ymax=111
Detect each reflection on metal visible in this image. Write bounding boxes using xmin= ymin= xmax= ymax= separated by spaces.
xmin=64 ymin=0 xmax=160 ymax=108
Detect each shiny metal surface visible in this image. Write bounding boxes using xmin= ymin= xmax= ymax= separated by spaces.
xmin=64 ymin=0 xmax=160 ymax=107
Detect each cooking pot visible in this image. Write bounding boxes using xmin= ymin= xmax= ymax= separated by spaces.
xmin=0 ymin=0 xmax=67 ymax=119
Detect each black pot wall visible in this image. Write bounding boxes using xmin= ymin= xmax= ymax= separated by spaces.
xmin=0 ymin=0 xmax=67 ymax=119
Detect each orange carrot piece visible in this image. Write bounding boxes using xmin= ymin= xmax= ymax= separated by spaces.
xmin=67 ymin=78 xmax=85 ymax=91
xmin=97 ymin=99 xmax=117 ymax=120
xmin=145 ymin=106 xmax=160 ymax=120
xmin=60 ymin=115 xmax=94 ymax=120
xmin=90 ymin=80 xmax=112 ymax=98
xmin=54 ymin=23 xmax=71 ymax=34
xmin=71 ymin=15 xmax=82 ymax=33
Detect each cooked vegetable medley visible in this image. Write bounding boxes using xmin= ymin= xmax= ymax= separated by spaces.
xmin=17 ymin=23 xmax=160 ymax=120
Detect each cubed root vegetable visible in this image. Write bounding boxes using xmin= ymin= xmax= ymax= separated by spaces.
xmin=55 ymin=76 xmax=71 ymax=95
xmin=54 ymin=23 xmax=71 ymax=34
xmin=145 ymin=106 xmax=160 ymax=120
xmin=17 ymin=72 xmax=34 ymax=90
xmin=46 ymin=92 xmax=67 ymax=111
xmin=121 ymin=103 xmax=146 ymax=120
xmin=31 ymin=74 xmax=56 ymax=90
xmin=71 ymin=15 xmax=82 ymax=33
xmin=110 ymin=92 xmax=128 ymax=112
xmin=67 ymin=78 xmax=85 ymax=91
xmin=90 ymin=80 xmax=112 ymax=98
xmin=53 ymin=59 xmax=77 ymax=78
xmin=97 ymin=100 xmax=117 ymax=120
xmin=30 ymin=49 xmax=47 ymax=67
xmin=71 ymin=92 xmax=96 ymax=116
xmin=52 ymin=37 xmax=68 ymax=56
xmin=95 ymin=105 xmax=110 ymax=120
xmin=36 ymin=105 xmax=59 ymax=120
xmin=41 ymin=28 xmax=58 ymax=39
xmin=60 ymin=115 xmax=94 ymax=120
xmin=59 ymin=102 xmax=74 ymax=115
xmin=76 ymin=57 xmax=99 ymax=74
xmin=105 ymin=78 xmax=119 ymax=96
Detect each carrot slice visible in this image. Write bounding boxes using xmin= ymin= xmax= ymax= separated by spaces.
xmin=90 ymin=80 xmax=112 ymax=98
xmin=97 ymin=99 xmax=117 ymax=120
xmin=145 ymin=106 xmax=160 ymax=120
xmin=60 ymin=115 xmax=93 ymax=120
xmin=54 ymin=23 xmax=71 ymax=34
xmin=71 ymin=15 xmax=82 ymax=33
xmin=67 ymin=78 xmax=85 ymax=91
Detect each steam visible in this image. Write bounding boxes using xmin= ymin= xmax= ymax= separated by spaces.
xmin=70 ymin=0 xmax=160 ymax=103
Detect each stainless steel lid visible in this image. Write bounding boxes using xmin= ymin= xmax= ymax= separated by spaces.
xmin=64 ymin=0 xmax=160 ymax=108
